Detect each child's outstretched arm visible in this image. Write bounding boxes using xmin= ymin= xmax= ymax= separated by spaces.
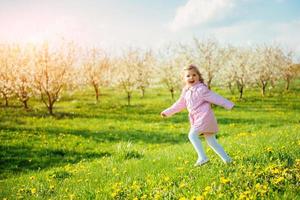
xmin=201 ymin=87 xmax=234 ymax=110
xmin=161 ymin=89 xmax=187 ymax=117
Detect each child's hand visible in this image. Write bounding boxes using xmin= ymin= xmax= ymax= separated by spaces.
xmin=160 ymin=112 xmax=167 ymax=118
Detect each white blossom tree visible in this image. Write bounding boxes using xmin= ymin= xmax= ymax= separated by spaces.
xmin=0 ymin=44 xmax=16 ymax=106
xmin=116 ymin=49 xmax=140 ymax=106
xmin=157 ymin=45 xmax=185 ymax=99
xmin=275 ymin=49 xmax=298 ymax=91
xmin=135 ymin=49 xmax=155 ymax=98
xmin=181 ymin=38 xmax=230 ymax=89
xmin=216 ymin=46 xmax=235 ymax=94
xmin=223 ymin=46 xmax=255 ymax=99
xmin=33 ymin=42 xmax=76 ymax=115
xmin=12 ymin=44 xmax=35 ymax=109
xmin=82 ymin=47 xmax=110 ymax=102
xmin=254 ymin=44 xmax=282 ymax=96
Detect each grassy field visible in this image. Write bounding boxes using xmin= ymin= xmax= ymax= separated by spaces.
xmin=0 ymin=84 xmax=299 ymax=200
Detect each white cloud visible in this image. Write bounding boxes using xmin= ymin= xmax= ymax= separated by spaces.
xmin=205 ymin=20 xmax=300 ymax=59
xmin=169 ymin=0 xmax=235 ymax=32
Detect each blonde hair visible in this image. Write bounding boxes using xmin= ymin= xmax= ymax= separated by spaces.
xmin=183 ymin=64 xmax=204 ymax=83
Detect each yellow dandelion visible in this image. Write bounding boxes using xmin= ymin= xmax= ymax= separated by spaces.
xmin=179 ymin=197 xmax=187 ymax=200
xmin=163 ymin=176 xmax=170 ymax=182
xmin=113 ymin=182 xmax=120 ymax=188
xmin=204 ymin=186 xmax=212 ymax=192
xmin=281 ymin=168 xmax=288 ymax=176
xmin=265 ymin=147 xmax=273 ymax=153
xmin=179 ymin=182 xmax=186 ymax=188
xmin=111 ymin=192 xmax=117 ymax=198
xmin=271 ymin=168 xmax=280 ymax=174
xmin=273 ymin=176 xmax=285 ymax=184
xmin=238 ymin=193 xmax=247 ymax=200
xmin=195 ymin=196 xmax=205 ymax=200
xmin=131 ymin=181 xmax=141 ymax=190
xmin=237 ymin=132 xmax=248 ymax=137
xmin=176 ymin=167 xmax=184 ymax=171
xmin=154 ymin=193 xmax=161 ymax=200
xmin=238 ymin=190 xmax=251 ymax=200
xmin=69 ymin=194 xmax=76 ymax=200
xmin=259 ymin=187 xmax=268 ymax=195
xmin=220 ymin=177 xmax=230 ymax=184
xmin=31 ymin=188 xmax=37 ymax=195
xmin=18 ymin=188 xmax=25 ymax=193
xmin=29 ymin=176 xmax=36 ymax=180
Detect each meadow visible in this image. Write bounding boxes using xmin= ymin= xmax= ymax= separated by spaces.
xmin=0 ymin=84 xmax=299 ymax=200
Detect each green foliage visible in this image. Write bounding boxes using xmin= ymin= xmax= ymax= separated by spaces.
xmin=0 ymin=86 xmax=299 ymax=199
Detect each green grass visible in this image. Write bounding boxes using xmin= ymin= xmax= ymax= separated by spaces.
xmin=0 ymin=85 xmax=299 ymax=200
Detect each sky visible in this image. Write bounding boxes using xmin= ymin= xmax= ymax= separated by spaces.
xmin=0 ymin=0 xmax=300 ymax=58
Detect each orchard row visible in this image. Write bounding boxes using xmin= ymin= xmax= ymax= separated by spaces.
xmin=0 ymin=38 xmax=299 ymax=114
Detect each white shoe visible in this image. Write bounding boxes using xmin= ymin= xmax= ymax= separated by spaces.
xmin=194 ymin=158 xmax=209 ymax=166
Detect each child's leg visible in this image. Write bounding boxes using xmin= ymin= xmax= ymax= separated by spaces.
xmin=204 ymin=134 xmax=232 ymax=163
xmin=188 ymin=128 xmax=208 ymax=161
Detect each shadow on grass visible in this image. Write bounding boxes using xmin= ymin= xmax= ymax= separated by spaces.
xmin=1 ymin=125 xmax=188 ymax=145
xmin=0 ymin=126 xmax=187 ymax=179
xmin=0 ymin=145 xmax=111 ymax=180
xmin=6 ymin=108 xmax=289 ymax=125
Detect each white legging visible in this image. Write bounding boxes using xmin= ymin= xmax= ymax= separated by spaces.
xmin=188 ymin=128 xmax=232 ymax=163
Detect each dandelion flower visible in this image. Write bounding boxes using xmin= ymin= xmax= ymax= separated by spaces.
xmin=31 ymin=188 xmax=37 ymax=195
xmin=220 ymin=177 xmax=230 ymax=184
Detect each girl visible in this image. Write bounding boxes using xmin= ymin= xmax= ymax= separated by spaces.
xmin=161 ymin=64 xmax=234 ymax=166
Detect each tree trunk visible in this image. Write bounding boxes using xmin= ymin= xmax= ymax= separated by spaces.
xmin=5 ymin=97 xmax=8 ymax=107
xmin=237 ymin=82 xmax=243 ymax=99
xmin=47 ymin=99 xmax=55 ymax=115
xmin=23 ymin=100 xmax=28 ymax=109
xmin=261 ymin=81 xmax=267 ymax=97
xmin=127 ymin=92 xmax=131 ymax=106
xmin=94 ymin=85 xmax=99 ymax=102
xmin=285 ymin=78 xmax=290 ymax=91
xmin=170 ymin=88 xmax=174 ymax=99
xmin=48 ymin=104 xmax=53 ymax=115
xmin=239 ymin=86 xmax=244 ymax=99
xmin=141 ymin=87 xmax=145 ymax=98
xmin=207 ymin=79 xmax=212 ymax=90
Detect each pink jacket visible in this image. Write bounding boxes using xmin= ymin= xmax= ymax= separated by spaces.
xmin=162 ymin=83 xmax=234 ymax=133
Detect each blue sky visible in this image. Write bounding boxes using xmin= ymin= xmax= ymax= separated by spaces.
xmin=0 ymin=0 xmax=299 ymax=58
